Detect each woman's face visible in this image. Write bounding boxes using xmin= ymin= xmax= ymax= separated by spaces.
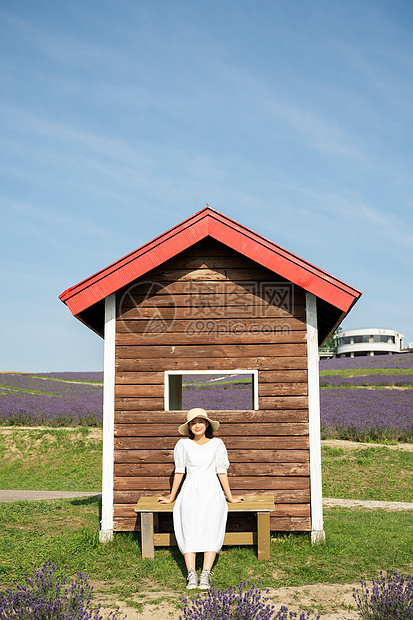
xmin=189 ymin=417 xmax=209 ymax=438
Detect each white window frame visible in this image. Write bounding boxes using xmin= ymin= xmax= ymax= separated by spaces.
xmin=164 ymin=370 xmax=259 ymax=411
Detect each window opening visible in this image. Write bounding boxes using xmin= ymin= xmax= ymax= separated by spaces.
xmin=165 ymin=370 xmax=258 ymax=411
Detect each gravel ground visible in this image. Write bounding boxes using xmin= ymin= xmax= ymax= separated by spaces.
xmin=0 ymin=490 xmax=101 ymax=502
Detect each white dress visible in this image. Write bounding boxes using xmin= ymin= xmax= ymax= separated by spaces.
xmin=173 ymin=437 xmax=229 ymax=554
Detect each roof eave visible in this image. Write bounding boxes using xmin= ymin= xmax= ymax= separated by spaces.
xmin=60 ymin=206 xmax=362 ymax=325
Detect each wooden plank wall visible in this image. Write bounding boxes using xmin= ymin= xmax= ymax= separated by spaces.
xmin=114 ymin=239 xmax=310 ymax=532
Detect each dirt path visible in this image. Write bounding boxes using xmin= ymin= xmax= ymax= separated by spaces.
xmin=323 ymin=497 xmax=413 ymax=510
xmin=322 ymin=438 xmax=413 ymax=451
xmin=0 ymin=426 xmax=103 ymax=441
xmin=97 ymin=581 xmax=360 ymax=619
xmin=0 ymin=490 xmax=101 ymax=502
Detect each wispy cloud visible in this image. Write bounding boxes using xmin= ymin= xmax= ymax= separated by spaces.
xmin=332 ymin=40 xmax=413 ymax=115
xmin=262 ymin=98 xmax=373 ymax=166
xmin=0 ymin=10 xmax=131 ymax=73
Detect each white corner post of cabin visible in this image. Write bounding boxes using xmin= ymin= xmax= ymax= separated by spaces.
xmin=99 ymin=294 xmax=116 ymax=543
xmin=306 ymin=293 xmax=326 ymax=544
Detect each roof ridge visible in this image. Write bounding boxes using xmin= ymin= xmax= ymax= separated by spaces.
xmin=59 ymin=206 xmax=362 ymax=326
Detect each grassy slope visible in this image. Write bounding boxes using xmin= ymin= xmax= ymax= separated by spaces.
xmin=0 ymin=428 xmax=102 ymax=491
xmin=322 ymin=445 xmax=413 ymax=502
xmin=1 ymin=429 xmax=413 ymax=503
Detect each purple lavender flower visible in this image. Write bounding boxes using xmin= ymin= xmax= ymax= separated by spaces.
xmin=0 ymin=560 xmax=124 ymax=619
xmin=320 ymin=388 xmax=413 ymax=442
xmin=179 ymin=581 xmax=320 ymax=619
xmin=182 ymin=387 xmax=253 ymax=410
xmin=0 ymin=373 xmax=103 ymax=427
xmin=320 ymin=374 xmax=413 ymax=387
xmin=320 ymin=353 xmax=413 ymax=372
xmin=182 ymin=373 xmax=254 ymax=410
xmin=353 ymin=570 xmax=413 ymax=619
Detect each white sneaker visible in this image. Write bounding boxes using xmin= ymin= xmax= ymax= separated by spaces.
xmin=198 ymin=569 xmax=213 ymax=590
xmin=186 ymin=569 xmax=198 ymax=590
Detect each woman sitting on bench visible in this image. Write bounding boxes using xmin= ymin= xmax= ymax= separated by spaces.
xmin=158 ymin=408 xmax=244 ymax=590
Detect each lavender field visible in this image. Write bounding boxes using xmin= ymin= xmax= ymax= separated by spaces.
xmin=0 ymin=372 xmax=103 ymax=427
xmin=320 ymin=352 xmax=413 ymax=371
xmin=319 ymin=353 xmax=413 ymax=442
xmin=182 ymin=373 xmax=254 ymax=410
xmin=1 ymin=353 xmax=412 ymax=442
xmin=319 ymin=374 xmax=413 ymax=387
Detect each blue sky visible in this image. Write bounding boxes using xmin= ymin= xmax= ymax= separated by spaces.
xmin=1 ymin=0 xmax=412 ymax=371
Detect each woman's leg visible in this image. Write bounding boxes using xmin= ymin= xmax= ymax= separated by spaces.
xmin=202 ymin=551 xmax=216 ymax=571
xmin=199 ymin=552 xmax=216 ymax=589
xmin=184 ymin=552 xmax=198 ymax=589
xmin=184 ymin=552 xmax=196 ymax=571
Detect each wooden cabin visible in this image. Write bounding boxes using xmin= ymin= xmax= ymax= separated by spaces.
xmin=59 ymin=207 xmax=361 ymax=544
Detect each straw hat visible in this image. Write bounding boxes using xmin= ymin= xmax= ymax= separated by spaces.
xmin=178 ymin=408 xmax=220 ymax=436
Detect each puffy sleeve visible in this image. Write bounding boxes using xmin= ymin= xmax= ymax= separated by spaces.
xmin=215 ymin=439 xmax=230 ymax=473
xmin=174 ymin=439 xmax=186 ymax=474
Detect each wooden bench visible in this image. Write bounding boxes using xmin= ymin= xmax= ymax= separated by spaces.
xmin=134 ymin=495 xmax=275 ymax=561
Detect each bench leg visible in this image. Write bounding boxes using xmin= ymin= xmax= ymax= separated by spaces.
xmin=257 ymin=512 xmax=271 ymax=560
xmin=141 ymin=513 xmax=155 ymax=560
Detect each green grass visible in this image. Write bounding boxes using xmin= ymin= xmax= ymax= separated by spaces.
xmin=25 ymin=374 xmax=103 ymax=385
xmin=0 ymin=498 xmax=412 ymax=600
xmin=184 ymin=378 xmax=252 ymax=388
xmin=322 ymin=445 xmax=413 ymax=502
xmin=1 ymin=430 xmax=413 ymax=613
xmin=0 ymin=385 xmax=61 ymax=396
xmin=2 ymin=429 xmax=412 ymax=503
xmin=0 ymin=428 xmax=102 ymax=491
xmin=320 ymin=384 xmax=413 ymax=389
xmin=319 ymin=368 xmax=413 ymax=377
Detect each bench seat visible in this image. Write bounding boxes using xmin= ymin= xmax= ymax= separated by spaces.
xmin=134 ymin=494 xmax=274 ymax=561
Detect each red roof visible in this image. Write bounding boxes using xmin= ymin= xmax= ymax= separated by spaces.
xmin=60 ymin=206 xmax=361 ymax=336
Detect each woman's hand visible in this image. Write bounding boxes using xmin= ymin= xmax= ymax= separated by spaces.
xmin=227 ymin=495 xmax=245 ymax=503
xmin=157 ymin=495 xmax=174 ymax=504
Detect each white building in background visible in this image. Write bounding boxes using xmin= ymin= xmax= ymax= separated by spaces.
xmin=336 ymin=328 xmax=404 ymax=358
